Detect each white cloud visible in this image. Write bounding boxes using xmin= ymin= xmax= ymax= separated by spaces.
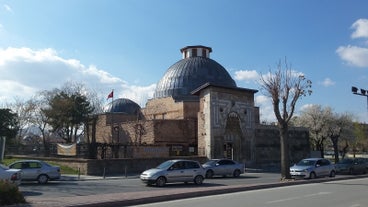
xmin=234 ymin=70 xmax=259 ymax=83
xmin=351 ymin=19 xmax=368 ymax=39
xmin=299 ymin=104 xmax=315 ymax=112
xmin=255 ymin=95 xmax=276 ymax=122
xmin=320 ymin=78 xmax=335 ymax=87
xmin=336 ymin=45 xmax=368 ymax=67
xmin=337 ymin=19 xmax=368 ymax=68
xmin=119 ymin=84 xmax=156 ymax=107
xmin=0 ymin=47 xmax=155 ymax=107
xmin=3 ymin=4 xmax=12 ymax=13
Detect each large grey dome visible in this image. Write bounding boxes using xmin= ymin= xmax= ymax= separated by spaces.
xmin=154 ymin=46 xmax=236 ymax=100
xmin=105 ymin=98 xmax=141 ymax=115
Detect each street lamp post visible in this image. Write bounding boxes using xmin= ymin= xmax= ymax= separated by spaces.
xmin=352 ymin=86 xmax=368 ymax=112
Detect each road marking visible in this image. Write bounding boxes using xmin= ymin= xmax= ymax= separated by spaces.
xmin=266 ymin=192 xmax=332 ymax=204
xmin=266 ymin=196 xmax=301 ymax=204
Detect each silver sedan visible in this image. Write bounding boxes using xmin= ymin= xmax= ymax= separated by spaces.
xmin=9 ymin=160 xmax=60 ymax=184
xmin=140 ymin=159 xmax=205 ymax=187
xmin=202 ymin=159 xmax=245 ymax=178
xmin=0 ymin=163 xmax=22 ymax=186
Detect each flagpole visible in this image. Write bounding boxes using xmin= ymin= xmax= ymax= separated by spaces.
xmin=110 ymin=89 xmax=114 ymax=144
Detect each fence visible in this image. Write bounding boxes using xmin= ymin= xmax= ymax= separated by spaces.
xmin=5 ymin=143 xmax=199 ymax=159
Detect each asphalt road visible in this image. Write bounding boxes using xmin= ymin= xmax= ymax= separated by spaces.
xmin=19 ymin=172 xmax=282 ymax=198
xmin=19 ymin=172 xmax=356 ymax=199
xmin=134 ymin=177 xmax=368 ymax=207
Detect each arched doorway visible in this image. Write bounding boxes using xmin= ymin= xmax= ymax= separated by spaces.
xmin=223 ymin=112 xmax=242 ymax=161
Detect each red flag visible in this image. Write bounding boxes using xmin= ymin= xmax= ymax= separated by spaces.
xmin=107 ymin=91 xmax=113 ymax=100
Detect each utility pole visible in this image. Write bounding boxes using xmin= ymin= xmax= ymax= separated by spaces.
xmin=0 ymin=137 xmax=5 ymax=161
xmin=352 ymin=86 xmax=368 ymax=113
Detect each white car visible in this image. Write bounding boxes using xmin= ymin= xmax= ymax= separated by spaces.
xmin=140 ymin=159 xmax=205 ymax=187
xmin=9 ymin=160 xmax=60 ymax=184
xmin=0 ymin=163 xmax=22 ymax=186
xmin=290 ymin=158 xmax=336 ymax=179
xmin=202 ymin=159 xmax=245 ymax=178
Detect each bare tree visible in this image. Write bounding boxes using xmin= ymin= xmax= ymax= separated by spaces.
xmin=28 ymin=92 xmax=53 ymax=156
xmin=260 ymin=59 xmax=312 ymax=179
xmin=10 ymin=98 xmax=35 ymax=144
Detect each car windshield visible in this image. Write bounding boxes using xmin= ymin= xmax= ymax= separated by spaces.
xmin=156 ymin=160 xmax=175 ymax=169
xmin=203 ymin=160 xmax=218 ymax=166
xmin=296 ymin=159 xmax=316 ymax=166
xmin=0 ymin=164 xmax=9 ymax=170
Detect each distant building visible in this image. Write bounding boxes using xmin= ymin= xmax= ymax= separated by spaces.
xmin=90 ymin=46 xmax=310 ymax=167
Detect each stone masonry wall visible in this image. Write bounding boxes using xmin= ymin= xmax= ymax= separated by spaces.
xmin=254 ymin=125 xmax=310 ymax=169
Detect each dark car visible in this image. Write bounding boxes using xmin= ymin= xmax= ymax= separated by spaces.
xmin=335 ymin=158 xmax=367 ymax=175
xmin=202 ymin=159 xmax=245 ymax=178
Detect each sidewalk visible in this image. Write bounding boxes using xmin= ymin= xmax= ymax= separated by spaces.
xmin=20 ymin=174 xmax=368 ymax=207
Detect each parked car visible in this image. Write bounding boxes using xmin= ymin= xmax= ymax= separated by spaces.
xmin=202 ymin=159 xmax=245 ymax=178
xmin=140 ymin=159 xmax=205 ymax=187
xmin=8 ymin=160 xmax=60 ymax=184
xmin=0 ymin=163 xmax=22 ymax=186
xmin=290 ymin=158 xmax=336 ymax=179
xmin=335 ymin=158 xmax=367 ymax=175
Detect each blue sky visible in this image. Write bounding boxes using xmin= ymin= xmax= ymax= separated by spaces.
xmin=1 ymin=0 xmax=368 ymax=122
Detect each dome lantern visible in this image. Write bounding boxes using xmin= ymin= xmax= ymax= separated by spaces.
xmin=180 ymin=45 xmax=212 ymax=59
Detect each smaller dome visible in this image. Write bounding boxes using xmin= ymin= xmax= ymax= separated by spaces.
xmin=105 ymin=98 xmax=141 ymax=115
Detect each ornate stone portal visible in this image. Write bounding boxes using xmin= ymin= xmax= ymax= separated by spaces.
xmin=193 ymin=83 xmax=258 ymax=164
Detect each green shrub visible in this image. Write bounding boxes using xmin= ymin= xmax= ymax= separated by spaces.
xmin=0 ymin=180 xmax=26 ymax=206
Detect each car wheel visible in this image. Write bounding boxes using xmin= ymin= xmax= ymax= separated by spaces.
xmin=205 ymin=170 xmax=214 ymax=178
xmin=329 ymin=170 xmax=336 ymax=177
xmin=194 ymin=175 xmax=204 ymax=185
xmin=38 ymin=174 xmax=49 ymax=184
xmin=309 ymin=172 xmax=316 ymax=179
xmin=233 ymin=169 xmax=241 ymax=178
xmin=156 ymin=176 xmax=166 ymax=187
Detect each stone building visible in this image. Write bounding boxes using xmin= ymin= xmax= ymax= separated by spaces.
xmin=91 ymin=45 xmax=310 ymax=167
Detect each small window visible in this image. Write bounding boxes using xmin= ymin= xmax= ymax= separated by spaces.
xmin=202 ymin=48 xmax=206 ymax=57
xmin=185 ymin=161 xmax=200 ymax=169
xmin=192 ymin=49 xmax=197 ymax=57
xmin=29 ymin=162 xmax=41 ymax=168
xmin=218 ymin=160 xmax=230 ymax=165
